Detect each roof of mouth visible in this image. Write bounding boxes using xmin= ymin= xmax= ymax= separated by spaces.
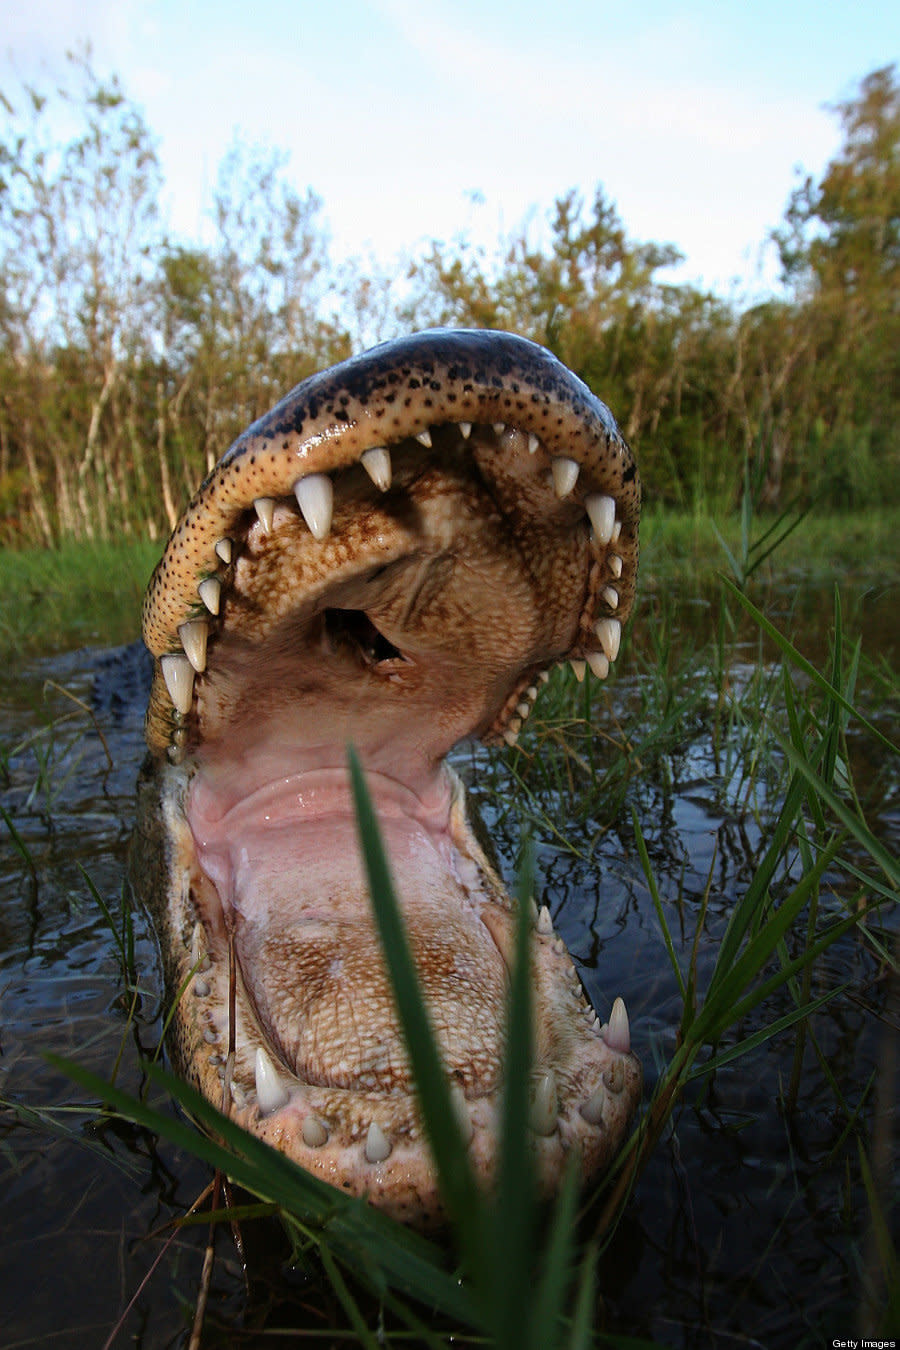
xmin=142 ymin=329 xmax=642 ymax=756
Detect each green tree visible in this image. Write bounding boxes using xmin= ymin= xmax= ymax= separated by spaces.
xmin=773 ymin=64 xmax=900 ymax=507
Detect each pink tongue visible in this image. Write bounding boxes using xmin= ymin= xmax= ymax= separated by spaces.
xmin=186 ymin=765 xmax=507 ymax=1093
xmin=187 ymin=765 xmax=458 ymax=922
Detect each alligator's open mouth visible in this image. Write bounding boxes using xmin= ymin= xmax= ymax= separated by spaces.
xmin=134 ymin=329 xmax=642 ymax=1227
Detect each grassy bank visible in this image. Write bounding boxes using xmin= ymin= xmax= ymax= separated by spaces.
xmin=2 ymin=510 xmax=898 ymax=662
xmin=0 ymin=537 xmax=162 ymax=659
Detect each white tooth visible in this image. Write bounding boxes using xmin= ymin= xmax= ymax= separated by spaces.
xmin=585 ymin=493 xmax=616 ymax=545
xmin=161 ymin=654 xmax=195 ymax=714
xmin=604 ymin=996 xmax=630 ymax=1054
xmin=191 ymin=922 xmax=210 ymax=972
xmin=459 ymin=421 xmax=472 ymax=439
xmin=587 ymin=651 xmax=610 ymax=680
xmin=529 ymin=1070 xmax=558 ymax=1136
xmin=364 ymin=1120 xmax=392 ymax=1163
xmin=570 ymin=659 xmax=586 ymax=682
xmin=214 ymin=538 xmax=233 ymax=564
xmin=527 ymin=684 xmax=539 ymax=699
xmin=193 ymin=977 xmax=209 ymax=997
xmin=198 ymin=577 xmax=221 ymax=615
xmin=612 ymin=520 xmax=622 ymax=542
xmin=517 ymin=700 xmax=531 ymax=718
xmin=360 ymin=447 xmax=391 ymax=491
xmin=552 ymin=936 xmax=565 ymax=955
xmin=537 ymin=905 xmax=553 ymax=936
xmin=415 ymin=428 xmax=432 ymax=447
xmin=449 ymin=1084 xmax=474 ymax=1144
xmin=178 ymin=619 xmax=208 ymax=673
xmin=603 ymin=1060 xmax=626 ymax=1093
xmin=294 ymin=473 xmax=333 ymax=540
xmin=502 ymin=727 xmax=520 ymax=746
xmin=579 ymin=1085 xmax=605 ymax=1125
xmin=254 ymin=497 xmax=275 ymax=532
xmin=302 ymin=1115 xmax=328 ymax=1148
xmin=492 ymin=421 xmax=506 ymax=435
xmin=538 ymin=669 xmax=550 ymax=683
xmin=609 ymin=554 xmax=623 ymax=578
xmin=255 ymin=1046 xmax=290 ymax=1116
xmin=527 ymin=433 xmax=540 ymax=455
xmin=602 ymin=586 xmax=619 ymax=611
xmin=595 ymin=618 xmax=621 ymax=662
xmin=551 ymin=457 xmax=580 ymax=498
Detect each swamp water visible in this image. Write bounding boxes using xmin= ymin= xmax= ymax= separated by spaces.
xmin=1 ymin=574 xmax=897 ymax=1349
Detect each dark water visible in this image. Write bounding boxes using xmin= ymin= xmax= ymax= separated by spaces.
xmin=1 ymin=576 xmax=897 ymax=1349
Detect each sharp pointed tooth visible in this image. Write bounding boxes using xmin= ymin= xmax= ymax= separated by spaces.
xmin=255 ymin=1046 xmax=290 ymax=1116
xmin=604 ymin=996 xmax=630 ymax=1054
xmin=214 ymin=538 xmax=233 ymax=564
xmin=551 ymin=456 xmax=580 ymax=498
xmin=595 ymin=617 xmax=621 ymax=662
xmin=415 ymin=428 xmax=432 ymax=447
xmin=609 ymin=554 xmax=623 ymax=578
xmin=178 ymin=619 xmax=208 ymax=673
xmin=161 ymin=654 xmax=195 ymax=714
xmin=612 ymin=520 xmax=622 ymax=542
xmin=254 ymin=497 xmax=275 ymax=532
xmin=538 ymin=668 xmax=550 ymax=683
xmin=537 ymin=905 xmax=553 ymax=936
xmin=492 ymin=421 xmax=506 ymax=435
xmin=293 ymin=473 xmax=333 ymax=539
xmin=603 ymin=1060 xmax=626 ymax=1093
xmin=587 ymin=651 xmax=610 ymax=679
xmin=529 ymin=1070 xmax=558 ymax=1136
xmin=191 ymin=922 xmax=210 ymax=972
xmin=302 ymin=1115 xmax=328 ymax=1148
xmin=459 ymin=421 xmax=472 ymax=439
xmin=570 ymin=659 xmax=586 ymax=682
xmin=585 ymin=493 xmax=616 ymax=545
xmin=502 ymin=726 xmax=520 ymax=746
xmin=198 ymin=577 xmax=221 ymax=615
xmin=360 ymin=446 xmax=391 ymax=491
xmin=579 ymin=1085 xmax=606 ymax=1125
xmin=449 ymin=1084 xmax=474 ymax=1144
xmin=602 ymin=586 xmax=619 ymax=611
xmin=527 ymin=432 xmax=540 ymax=455
xmin=517 ymin=700 xmax=531 ymax=718
xmin=364 ymin=1120 xmax=392 ymax=1163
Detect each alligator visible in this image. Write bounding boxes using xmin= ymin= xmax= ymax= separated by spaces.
xmin=132 ymin=328 xmax=643 ymax=1227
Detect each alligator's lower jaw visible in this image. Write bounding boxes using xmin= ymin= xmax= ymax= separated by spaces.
xmin=136 ymin=754 xmax=640 ymax=1228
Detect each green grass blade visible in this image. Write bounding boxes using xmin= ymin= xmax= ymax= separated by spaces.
xmin=491 ymin=842 xmax=538 ymax=1350
xmin=48 ymin=1054 xmax=479 ymax=1326
xmin=346 ymin=747 xmax=488 ymax=1281
xmin=721 ymin=578 xmax=898 ymax=758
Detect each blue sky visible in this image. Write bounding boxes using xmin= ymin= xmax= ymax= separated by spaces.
xmin=4 ymin=0 xmax=898 ymax=297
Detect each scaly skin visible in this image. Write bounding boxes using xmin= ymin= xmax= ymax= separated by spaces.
xmin=134 ymin=329 xmax=642 ymax=1227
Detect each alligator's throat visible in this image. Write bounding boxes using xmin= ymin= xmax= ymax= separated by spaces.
xmin=134 ymin=329 xmax=643 ymax=1227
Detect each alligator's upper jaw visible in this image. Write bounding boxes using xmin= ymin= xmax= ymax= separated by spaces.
xmin=139 ymin=329 xmax=642 ymax=1226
